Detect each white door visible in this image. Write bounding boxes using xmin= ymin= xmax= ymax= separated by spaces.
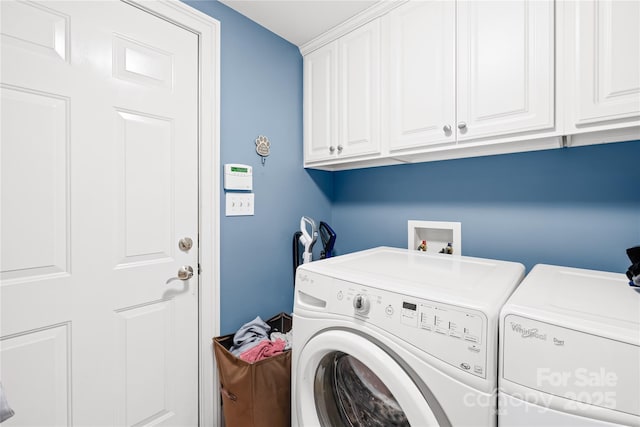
xmin=572 ymin=0 xmax=640 ymax=126
xmin=337 ymin=19 xmax=381 ymax=159
xmin=303 ymin=42 xmax=338 ymax=164
xmin=388 ymin=1 xmax=456 ymax=152
xmin=1 ymin=1 xmax=199 ymax=426
xmin=456 ymin=0 xmax=554 ymax=141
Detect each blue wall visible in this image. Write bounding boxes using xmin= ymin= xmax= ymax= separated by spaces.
xmin=184 ymin=1 xmax=639 ymax=334
xmin=184 ymin=1 xmax=332 ymax=334
xmin=333 ymin=141 xmax=640 ymax=274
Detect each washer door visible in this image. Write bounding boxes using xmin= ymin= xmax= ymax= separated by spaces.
xmin=296 ymin=329 xmax=447 ymax=426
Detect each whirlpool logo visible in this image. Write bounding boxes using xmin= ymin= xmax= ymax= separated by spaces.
xmin=510 ymin=322 xmax=547 ymax=340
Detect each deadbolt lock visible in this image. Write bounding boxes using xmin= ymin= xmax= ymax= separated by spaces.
xmin=178 ymin=237 xmax=193 ymax=251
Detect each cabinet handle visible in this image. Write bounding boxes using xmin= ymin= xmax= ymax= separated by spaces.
xmin=443 ymin=124 xmax=452 ymax=133
xmin=337 ymin=145 xmax=343 ymax=153
xmin=329 ymin=146 xmax=336 ymax=153
xmin=457 ymin=122 xmax=467 ymax=130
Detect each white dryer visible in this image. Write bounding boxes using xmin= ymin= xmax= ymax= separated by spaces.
xmin=292 ymin=246 xmax=524 ymax=426
xmin=499 ymin=264 xmax=640 ymax=426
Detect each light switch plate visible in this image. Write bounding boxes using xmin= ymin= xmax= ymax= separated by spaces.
xmin=226 ymin=193 xmax=254 ymax=216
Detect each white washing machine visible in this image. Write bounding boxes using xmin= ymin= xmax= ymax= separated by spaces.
xmin=292 ymin=246 xmax=525 ymax=426
xmin=499 ymin=264 xmax=640 ymax=426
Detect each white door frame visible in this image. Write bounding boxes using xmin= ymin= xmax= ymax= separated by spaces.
xmin=123 ymin=1 xmax=221 ymax=424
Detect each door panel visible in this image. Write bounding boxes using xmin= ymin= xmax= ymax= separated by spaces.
xmin=1 ymin=85 xmax=70 ymax=281
xmin=0 ymin=0 xmax=69 ymax=62
xmin=1 ymin=324 xmax=71 ymax=426
xmin=113 ymin=35 xmax=174 ymax=89
xmin=116 ymin=110 xmax=174 ymax=266
xmin=1 ymin=1 xmax=199 ymax=425
xmin=116 ymin=300 xmax=175 ymax=426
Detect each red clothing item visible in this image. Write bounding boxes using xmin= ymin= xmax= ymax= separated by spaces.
xmin=239 ymin=339 xmax=286 ymax=363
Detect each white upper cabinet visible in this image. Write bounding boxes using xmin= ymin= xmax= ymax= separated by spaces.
xmin=387 ymin=0 xmax=554 ymax=153
xmin=302 ymin=0 xmax=640 ymax=170
xmin=387 ymin=1 xmax=456 ymax=151
xmin=562 ymin=0 xmax=640 ymax=139
xmin=304 ymin=41 xmax=337 ymax=163
xmin=386 ymin=0 xmax=555 ymax=160
xmin=304 ymin=20 xmax=381 ymax=165
xmin=338 ymin=19 xmax=381 ymax=158
xmin=456 ymin=0 xmax=555 ymax=141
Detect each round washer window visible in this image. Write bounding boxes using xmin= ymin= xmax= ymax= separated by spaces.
xmin=314 ymin=351 xmax=410 ymax=427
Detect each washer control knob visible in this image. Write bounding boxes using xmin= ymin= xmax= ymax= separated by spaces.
xmin=353 ymin=294 xmax=370 ymax=315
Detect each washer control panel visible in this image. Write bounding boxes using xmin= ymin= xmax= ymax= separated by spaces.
xmin=296 ymin=273 xmax=488 ymax=379
xmin=353 ymin=294 xmax=371 ymax=315
xmin=401 ymin=301 xmax=482 ymax=345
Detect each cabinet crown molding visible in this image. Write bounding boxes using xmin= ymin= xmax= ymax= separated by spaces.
xmin=299 ymin=0 xmax=407 ymax=56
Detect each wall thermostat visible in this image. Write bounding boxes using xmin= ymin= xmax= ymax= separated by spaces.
xmin=224 ymin=164 xmax=253 ymax=191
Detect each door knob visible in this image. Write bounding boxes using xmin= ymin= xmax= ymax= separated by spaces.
xmin=177 ymin=265 xmax=194 ymax=280
xmin=329 ymin=146 xmax=336 ymax=153
xmin=458 ymin=122 xmax=467 ymax=130
xmin=443 ymin=124 xmax=452 ymax=133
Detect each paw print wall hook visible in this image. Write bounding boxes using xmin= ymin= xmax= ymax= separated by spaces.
xmin=255 ymin=135 xmax=270 ymax=165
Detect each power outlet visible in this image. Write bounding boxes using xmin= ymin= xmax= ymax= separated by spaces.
xmin=226 ymin=193 xmax=254 ymax=216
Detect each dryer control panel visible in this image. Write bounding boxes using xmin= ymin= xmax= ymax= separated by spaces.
xmin=296 ymin=271 xmax=488 ymax=380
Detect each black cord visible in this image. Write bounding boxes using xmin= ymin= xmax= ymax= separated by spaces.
xmin=293 ymin=231 xmax=302 ymax=287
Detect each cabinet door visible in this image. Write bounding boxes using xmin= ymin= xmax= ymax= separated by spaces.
xmin=338 ymin=19 xmax=381 ymax=158
xmin=573 ymin=0 xmax=640 ymax=126
xmin=388 ymin=1 xmax=456 ymax=152
xmin=304 ymin=42 xmax=337 ymax=163
xmin=456 ymin=0 xmax=554 ymax=141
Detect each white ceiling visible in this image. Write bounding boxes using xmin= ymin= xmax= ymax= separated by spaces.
xmin=219 ymin=0 xmax=379 ymax=47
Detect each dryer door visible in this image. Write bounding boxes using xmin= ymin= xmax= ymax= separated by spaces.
xmin=295 ymin=329 xmax=450 ymax=426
